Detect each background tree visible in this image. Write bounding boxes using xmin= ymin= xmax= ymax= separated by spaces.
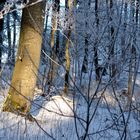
xmin=94 ymin=0 xmax=100 ymax=81
xmin=6 ymin=13 xmax=12 ymax=65
xmin=127 ymin=0 xmax=138 ymax=108
xmin=109 ymin=0 xmax=116 ymax=80
xmin=48 ymin=0 xmax=60 ymax=93
xmin=0 ymin=0 xmax=5 ymax=70
xmin=64 ymin=0 xmax=73 ymax=94
xmin=81 ymin=0 xmax=90 ymax=83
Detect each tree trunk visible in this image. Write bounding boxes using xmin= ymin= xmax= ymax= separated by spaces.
xmin=3 ymin=0 xmax=45 ymax=114
xmin=7 ymin=13 xmax=12 ymax=65
xmin=48 ymin=0 xmax=60 ymax=91
xmin=56 ymin=0 xmax=60 ymax=55
xmin=109 ymin=0 xmax=116 ymax=80
xmin=64 ymin=0 xmax=73 ymax=94
xmin=64 ymin=30 xmax=71 ymax=94
xmin=0 ymin=18 xmax=3 ymax=70
xmin=12 ymin=10 xmax=17 ymax=66
xmin=81 ymin=0 xmax=91 ymax=85
xmin=136 ymin=0 xmax=139 ymax=24
xmin=61 ymin=0 xmax=68 ymax=59
xmin=94 ymin=0 xmax=100 ymax=81
xmin=0 ymin=0 xmax=5 ymax=69
xmin=121 ymin=1 xmax=127 ymax=63
xmin=126 ymin=0 xmax=136 ymax=108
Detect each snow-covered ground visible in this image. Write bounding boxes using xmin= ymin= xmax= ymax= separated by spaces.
xmin=0 ymin=66 xmax=140 ymax=140
xmin=0 ymin=86 xmax=140 ymax=140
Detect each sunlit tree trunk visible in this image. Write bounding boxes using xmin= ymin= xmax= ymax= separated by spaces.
xmin=48 ymin=0 xmax=60 ymax=92
xmin=64 ymin=0 xmax=73 ymax=94
xmin=3 ymin=0 xmax=45 ymax=114
xmin=64 ymin=30 xmax=71 ymax=94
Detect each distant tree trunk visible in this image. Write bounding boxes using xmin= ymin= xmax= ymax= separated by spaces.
xmin=42 ymin=1 xmax=50 ymax=60
xmin=48 ymin=0 xmax=60 ymax=91
xmin=44 ymin=0 xmax=49 ymax=33
xmin=80 ymin=0 xmax=91 ymax=85
xmin=61 ymin=0 xmax=68 ymax=58
xmin=109 ymin=0 xmax=116 ymax=80
xmin=40 ymin=0 xmax=50 ymax=92
xmin=127 ymin=44 xmax=136 ymax=109
xmin=7 ymin=13 xmax=12 ymax=65
xmin=0 ymin=18 xmax=3 ymax=69
xmin=94 ymin=0 xmax=100 ymax=81
xmin=50 ymin=1 xmax=58 ymax=50
xmin=56 ymin=0 xmax=60 ymax=55
xmin=127 ymin=0 xmax=136 ymax=108
xmin=0 ymin=0 xmax=5 ymax=69
xmin=121 ymin=1 xmax=127 ymax=63
xmin=12 ymin=11 xmax=17 ymax=66
xmin=127 ymin=44 xmax=133 ymax=103
xmin=74 ymin=0 xmax=77 ymax=7
xmin=82 ymin=4 xmax=89 ymax=74
xmin=0 ymin=18 xmax=3 ymax=70
xmin=136 ymin=0 xmax=139 ymax=24
xmin=134 ymin=0 xmax=138 ymax=67
xmin=64 ymin=0 xmax=73 ymax=94
xmin=64 ymin=30 xmax=71 ymax=94
xmin=3 ymin=0 xmax=45 ymax=114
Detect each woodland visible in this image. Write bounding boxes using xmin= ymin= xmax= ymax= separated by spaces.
xmin=0 ymin=0 xmax=140 ymax=140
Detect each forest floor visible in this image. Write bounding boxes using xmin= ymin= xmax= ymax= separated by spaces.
xmin=0 ymin=66 xmax=140 ymax=140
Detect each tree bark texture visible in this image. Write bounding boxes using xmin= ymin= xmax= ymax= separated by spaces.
xmin=3 ymin=0 xmax=45 ymax=114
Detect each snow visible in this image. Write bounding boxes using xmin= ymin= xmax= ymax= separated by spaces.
xmin=0 ymin=87 xmax=140 ymax=140
xmin=0 ymin=65 xmax=140 ymax=139
xmin=35 ymin=95 xmax=74 ymax=120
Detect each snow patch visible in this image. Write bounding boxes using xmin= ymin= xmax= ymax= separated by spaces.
xmin=35 ymin=95 xmax=74 ymax=120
